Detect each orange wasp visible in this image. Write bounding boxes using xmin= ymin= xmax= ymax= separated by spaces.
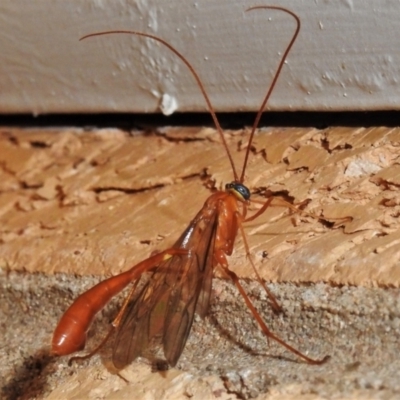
xmin=52 ymin=6 xmax=329 ymax=369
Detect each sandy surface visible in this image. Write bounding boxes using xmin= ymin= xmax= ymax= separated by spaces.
xmin=2 ymin=271 xmax=400 ymax=399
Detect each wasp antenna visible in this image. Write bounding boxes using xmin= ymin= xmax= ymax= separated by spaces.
xmin=239 ymin=6 xmax=301 ymax=183
xmin=80 ymin=30 xmax=240 ymax=182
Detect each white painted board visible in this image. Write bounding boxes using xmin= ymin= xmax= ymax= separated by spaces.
xmin=1 ymin=0 xmax=399 ymax=115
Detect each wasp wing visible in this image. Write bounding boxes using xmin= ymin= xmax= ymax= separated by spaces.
xmin=163 ymin=214 xmax=217 ymax=365
xmin=112 ymin=209 xmax=218 ymax=369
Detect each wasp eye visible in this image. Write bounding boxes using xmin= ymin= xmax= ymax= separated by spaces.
xmin=225 ymin=182 xmax=251 ymax=201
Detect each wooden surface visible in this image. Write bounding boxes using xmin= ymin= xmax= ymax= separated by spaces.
xmin=0 ymin=126 xmax=399 ymax=285
xmin=1 ymin=126 xmax=400 ymax=400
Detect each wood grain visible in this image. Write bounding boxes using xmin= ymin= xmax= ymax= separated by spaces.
xmin=1 ymin=126 xmax=399 ymax=286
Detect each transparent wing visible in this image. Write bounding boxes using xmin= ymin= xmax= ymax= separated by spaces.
xmin=112 ymin=210 xmax=218 ymax=369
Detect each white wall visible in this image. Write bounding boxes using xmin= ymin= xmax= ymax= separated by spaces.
xmin=1 ymin=0 xmax=399 ymax=115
